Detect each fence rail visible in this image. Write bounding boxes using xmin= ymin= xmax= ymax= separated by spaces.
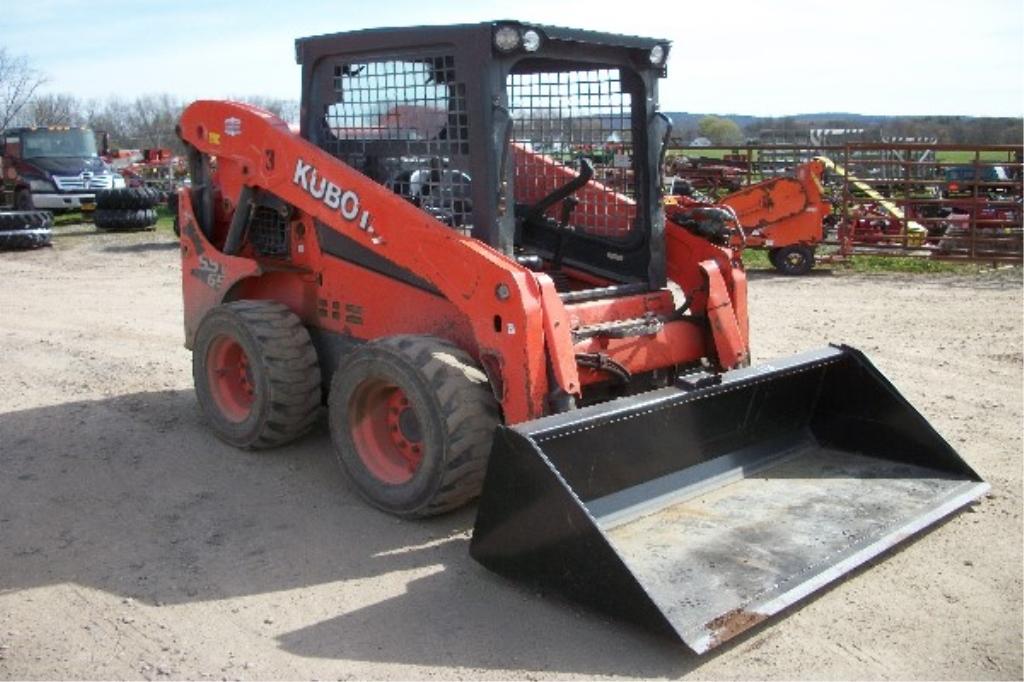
xmin=664 ymin=143 xmax=1023 ymax=262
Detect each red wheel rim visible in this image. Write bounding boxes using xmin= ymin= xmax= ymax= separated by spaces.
xmin=349 ymin=379 xmax=424 ymax=485
xmin=206 ymin=335 xmax=255 ymax=422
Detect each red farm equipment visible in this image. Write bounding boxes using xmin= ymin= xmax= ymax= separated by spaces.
xmin=174 ymin=22 xmax=987 ymax=653
xmin=107 ymin=147 xmax=186 ymax=199
xmin=666 ymin=155 xmax=744 ymax=195
xmin=667 ymin=160 xmax=834 ymax=275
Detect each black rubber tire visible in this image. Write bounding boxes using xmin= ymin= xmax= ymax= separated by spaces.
xmin=167 ymin=192 xmax=180 ymax=237
xmin=95 ymin=189 xmax=116 ymax=209
xmin=329 ymin=335 xmax=500 ymax=518
xmin=767 ymin=248 xmax=781 ymax=269
xmin=193 ymin=301 xmax=322 ymax=449
xmin=95 ymin=187 xmax=159 ymax=210
xmin=14 ymin=189 xmax=34 ymax=211
xmin=94 ymin=208 xmax=158 ymax=231
xmin=773 ymin=245 xmax=815 ymax=276
xmin=0 ymin=210 xmax=53 ymax=250
xmin=0 ymin=210 xmax=53 ymax=230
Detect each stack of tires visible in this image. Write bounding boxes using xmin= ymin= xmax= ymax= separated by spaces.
xmin=94 ymin=188 xmax=160 ymax=231
xmin=166 ymin=191 xmax=180 ymax=237
xmin=0 ymin=211 xmax=53 ymax=251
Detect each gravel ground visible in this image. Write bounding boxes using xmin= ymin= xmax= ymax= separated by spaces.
xmin=1 ymin=229 xmax=1021 ymax=680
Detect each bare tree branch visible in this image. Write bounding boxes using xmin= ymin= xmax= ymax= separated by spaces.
xmin=0 ymin=47 xmax=48 ymax=129
xmin=25 ymin=93 xmax=80 ymax=126
xmin=232 ymin=95 xmax=300 ymax=125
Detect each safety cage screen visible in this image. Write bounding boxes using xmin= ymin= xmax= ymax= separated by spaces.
xmin=507 ymin=67 xmax=638 ymax=239
xmin=319 ymin=55 xmax=474 ymax=234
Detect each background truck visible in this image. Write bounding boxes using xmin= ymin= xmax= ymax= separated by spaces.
xmin=173 ymin=21 xmax=986 ymax=653
xmin=0 ymin=126 xmax=125 ymax=212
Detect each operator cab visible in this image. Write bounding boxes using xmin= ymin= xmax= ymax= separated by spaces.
xmin=296 ymin=21 xmax=671 ymax=292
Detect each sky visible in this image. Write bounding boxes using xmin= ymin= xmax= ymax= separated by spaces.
xmin=2 ymin=0 xmax=1022 ymax=118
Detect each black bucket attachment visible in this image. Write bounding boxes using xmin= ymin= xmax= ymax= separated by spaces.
xmin=470 ymin=345 xmax=988 ymax=653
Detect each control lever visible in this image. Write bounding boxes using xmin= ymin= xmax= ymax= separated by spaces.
xmin=551 ymin=196 xmax=579 ymax=270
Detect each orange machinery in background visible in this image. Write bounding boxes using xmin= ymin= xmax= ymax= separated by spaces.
xmin=667 ymin=159 xmax=833 ymax=275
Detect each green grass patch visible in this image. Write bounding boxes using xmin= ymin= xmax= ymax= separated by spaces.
xmin=54 ymin=211 xmax=85 ymax=226
xmin=667 ymin=148 xmax=734 ymax=160
xmin=843 ymin=255 xmax=984 ymax=274
xmin=741 ymin=249 xmax=772 ymax=269
xmin=154 ymin=205 xmax=176 ymax=234
xmin=666 ymin=148 xmax=753 ymax=162
xmin=934 ymin=150 xmax=1014 ymax=164
xmin=741 ymin=247 xmax=998 ymax=275
xmin=47 ymin=206 xmax=176 ymax=236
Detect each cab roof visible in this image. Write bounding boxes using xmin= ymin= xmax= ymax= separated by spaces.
xmin=295 ymin=20 xmax=669 ymax=64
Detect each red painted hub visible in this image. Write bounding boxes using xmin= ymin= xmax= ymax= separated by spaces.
xmin=349 ymin=379 xmax=425 ymax=485
xmin=206 ymin=335 xmax=255 ymax=422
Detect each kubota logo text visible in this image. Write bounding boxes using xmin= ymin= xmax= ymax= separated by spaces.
xmin=292 ymin=158 xmax=381 ymax=243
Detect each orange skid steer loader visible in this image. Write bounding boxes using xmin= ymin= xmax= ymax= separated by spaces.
xmin=176 ymin=22 xmax=986 ymax=653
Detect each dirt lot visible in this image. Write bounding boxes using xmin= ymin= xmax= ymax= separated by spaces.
xmin=1 ymin=229 xmax=1021 ymax=680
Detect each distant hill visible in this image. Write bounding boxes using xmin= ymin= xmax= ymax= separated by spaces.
xmin=663 ymin=112 xmax=1022 ymax=145
xmin=666 ymin=112 xmax=760 ymax=129
xmin=667 ymin=112 xmax=955 ymax=126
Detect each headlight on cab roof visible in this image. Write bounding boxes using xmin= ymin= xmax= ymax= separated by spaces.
xmin=494 ymin=26 xmax=520 ymax=52
xmin=522 ymin=29 xmax=541 ymax=52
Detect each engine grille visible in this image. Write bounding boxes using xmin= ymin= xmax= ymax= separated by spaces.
xmin=248 ymin=206 xmax=290 ymax=257
xmin=53 ymin=173 xmax=114 ymax=191
xmin=319 ymin=55 xmax=473 ymax=234
xmin=507 ymin=68 xmax=638 ymax=239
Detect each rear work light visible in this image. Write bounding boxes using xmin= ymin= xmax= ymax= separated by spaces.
xmin=494 ymin=26 xmax=520 ymax=52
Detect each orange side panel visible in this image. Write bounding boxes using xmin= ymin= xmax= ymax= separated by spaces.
xmin=719 ymin=160 xmax=830 ymax=248
xmin=537 ymin=276 xmax=582 ymax=397
xmin=511 ymin=144 xmax=636 ymax=239
xmin=179 ymin=192 xmax=263 ymax=347
xmin=232 ymin=261 xmax=476 ymax=354
xmin=722 ymin=177 xmax=810 ymax=227
xmin=731 ymin=265 xmax=749 ymax=349
xmin=665 ymin=220 xmax=732 ymax=315
xmin=664 ymin=219 xmax=750 ymax=370
xmin=701 ymin=260 xmax=747 ymax=369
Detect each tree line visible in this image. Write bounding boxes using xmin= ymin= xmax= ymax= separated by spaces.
xmin=11 ymin=91 xmax=299 ymax=151
xmin=2 ymin=45 xmax=298 ymax=151
xmin=680 ymin=114 xmax=1022 ymax=146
